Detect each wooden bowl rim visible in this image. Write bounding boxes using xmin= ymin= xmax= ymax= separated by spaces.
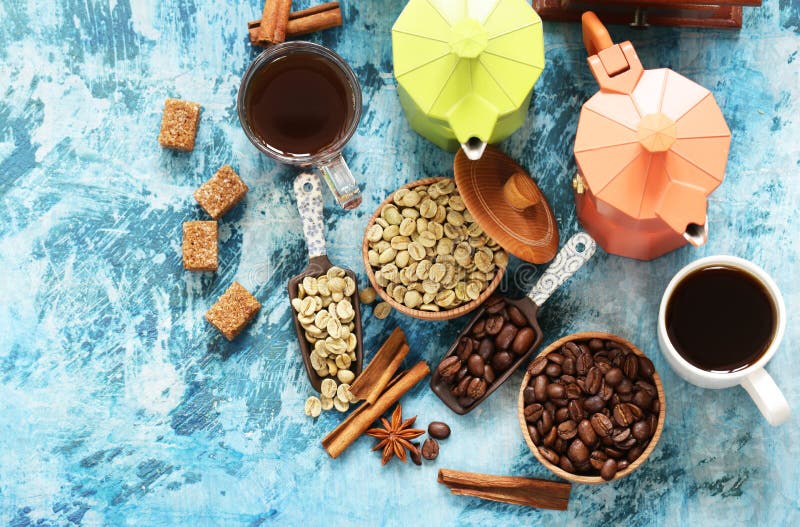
xmin=517 ymin=331 xmax=666 ymax=485
xmin=361 ymin=177 xmax=505 ymax=321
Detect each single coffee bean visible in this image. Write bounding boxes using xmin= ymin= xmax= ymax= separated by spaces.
xmin=635 ymin=380 xmax=657 ymax=396
xmin=437 ymin=356 xmax=461 ymax=378
xmin=466 ymin=377 xmax=487 ymax=399
xmin=552 ymin=397 xmax=569 ymax=408
xmin=547 ymin=383 xmax=566 ymax=399
xmin=575 ymin=352 xmax=593 ymax=375
xmin=507 ymin=305 xmax=528 ymax=326
xmin=471 ymin=319 xmax=486 ymax=338
xmin=492 ymin=351 xmax=514 ymax=372
xmin=617 ymin=378 xmax=633 ymax=395
xmin=478 ymin=338 xmax=494 ymax=361
xmin=484 ymin=296 xmax=505 ymax=314
xmin=428 ymin=421 xmax=451 ymax=439
xmin=485 ymin=314 xmax=505 ymax=335
xmin=585 ymin=367 xmax=602 ymax=394
xmin=567 ymin=438 xmax=590 ymax=464
xmin=626 ymin=444 xmax=645 ymax=463
xmin=587 ymin=338 xmax=604 ymax=351
xmin=456 ymin=337 xmax=471 ymax=360
xmin=495 ymin=323 xmax=518 ymax=350
xmin=555 ymin=407 xmax=570 ymax=423
xmin=589 ymin=449 xmax=608 ymax=470
xmin=651 ymin=399 xmax=661 ymax=414
xmin=545 ymin=362 xmax=562 ymax=377
xmin=604 ymin=367 xmax=624 ymax=386
xmin=483 ymin=364 xmax=496 ymax=384
xmin=456 ymin=365 xmax=470 ymax=382
xmin=512 ymin=327 xmax=536 ymax=355
xmin=577 ymin=419 xmax=597 ymax=447
xmin=613 ymin=403 xmax=634 ymax=427
xmin=524 ymin=403 xmax=544 ymax=423
xmin=583 ymin=395 xmax=605 ymax=413
xmin=599 ymin=381 xmax=614 ymax=401
xmin=647 ymin=413 xmax=659 ymax=435
xmin=616 ymin=436 xmax=637 ymax=450
xmin=623 ymin=354 xmax=639 ymax=379
xmin=554 ymin=437 xmax=567 ymax=455
xmin=559 ymin=455 xmax=575 ymax=473
xmin=591 ymin=413 xmax=614 ymax=437
xmin=421 ymin=438 xmax=439 ymax=460
xmin=557 ymin=420 xmax=578 ymax=440
xmin=544 ymin=401 xmax=556 ymax=416
xmin=410 ymin=442 xmax=422 ymax=465
xmin=601 ymin=435 xmax=614 ymax=447
xmin=611 ymin=427 xmax=631 ymax=443
xmin=565 ymin=383 xmax=582 ymax=400
xmin=600 ymin=458 xmax=618 ymax=481
xmin=632 ymin=390 xmax=653 ymax=409
xmin=548 ymin=353 xmax=565 ymax=365
xmin=523 ymin=387 xmax=536 ymax=406
xmin=561 ymin=357 xmax=576 ymax=375
xmin=543 ymin=426 xmax=557 ymax=448
xmin=452 ymin=376 xmax=471 ymax=397
xmin=562 ymin=374 xmax=576 ymax=384
xmin=604 ymin=447 xmax=623 ymax=459
xmin=568 ymin=399 xmax=584 ymax=422
xmin=594 ymin=358 xmax=612 ymax=374
xmin=631 ymin=420 xmax=650 ymax=441
xmin=527 ymin=356 xmax=548 ymax=376
xmin=467 ymin=354 xmax=485 ymax=377
xmin=541 ymin=408 xmax=554 ymax=434
xmin=527 ymin=424 xmax=541 ymax=445
xmin=563 ymin=341 xmax=581 ymax=356
xmin=538 ymin=446 xmax=560 ymax=465
xmin=638 ymin=356 xmax=655 ymax=379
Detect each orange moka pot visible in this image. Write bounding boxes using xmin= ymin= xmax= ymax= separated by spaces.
xmin=573 ymin=12 xmax=731 ymax=261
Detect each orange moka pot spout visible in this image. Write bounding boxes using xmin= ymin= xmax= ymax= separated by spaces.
xmin=572 ymin=12 xmax=730 ymax=261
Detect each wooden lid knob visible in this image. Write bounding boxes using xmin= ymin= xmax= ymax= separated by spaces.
xmin=503 ymin=172 xmax=542 ymax=211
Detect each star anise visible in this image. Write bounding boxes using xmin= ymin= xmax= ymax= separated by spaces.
xmin=365 ymin=404 xmax=425 ymax=465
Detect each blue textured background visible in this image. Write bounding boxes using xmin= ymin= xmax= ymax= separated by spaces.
xmin=1 ymin=1 xmax=798 ymax=526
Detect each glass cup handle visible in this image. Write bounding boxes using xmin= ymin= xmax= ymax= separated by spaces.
xmin=740 ymin=367 xmax=791 ymax=426
xmin=317 ymin=154 xmax=362 ymax=210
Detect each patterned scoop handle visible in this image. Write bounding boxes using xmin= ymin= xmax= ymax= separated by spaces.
xmin=293 ymin=172 xmax=327 ymax=259
xmin=527 ymin=232 xmax=596 ymax=307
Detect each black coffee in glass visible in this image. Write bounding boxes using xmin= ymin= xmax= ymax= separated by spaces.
xmin=666 ymin=265 xmax=776 ymax=373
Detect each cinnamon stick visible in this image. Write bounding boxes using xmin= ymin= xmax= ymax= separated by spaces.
xmin=258 ymin=0 xmax=293 ymax=44
xmin=349 ymin=327 xmax=408 ymax=404
xmin=322 ymin=361 xmax=430 ymax=458
xmin=438 ymin=469 xmax=571 ymax=510
xmin=249 ymin=2 xmax=342 ymax=45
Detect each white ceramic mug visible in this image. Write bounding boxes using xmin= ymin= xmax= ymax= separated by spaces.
xmin=657 ymin=255 xmax=791 ymax=426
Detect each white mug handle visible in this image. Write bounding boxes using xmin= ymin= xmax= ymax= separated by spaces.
xmin=740 ymin=367 xmax=791 ymax=426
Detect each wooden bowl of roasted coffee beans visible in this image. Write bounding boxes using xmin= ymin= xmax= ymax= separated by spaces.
xmin=518 ymin=332 xmax=665 ymax=484
xmin=362 ymin=177 xmax=507 ymax=321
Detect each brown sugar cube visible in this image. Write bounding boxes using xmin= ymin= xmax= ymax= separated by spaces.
xmin=205 ymin=282 xmax=261 ymax=340
xmin=158 ymin=98 xmax=201 ymax=151
xmin=183 ymin=221 xmax=218 ymax=271
xmin=194 ymin=165 xmax=249 ymax=219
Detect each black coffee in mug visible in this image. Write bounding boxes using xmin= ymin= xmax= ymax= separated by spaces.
xmin=666 ymin=265 xmax=777 ymax=373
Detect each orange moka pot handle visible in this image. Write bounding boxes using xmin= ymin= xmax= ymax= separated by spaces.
xmin=582 ymin=11 xmax=613 ymax=56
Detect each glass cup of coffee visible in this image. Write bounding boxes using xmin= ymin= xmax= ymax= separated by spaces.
xmin=658 ymin=255 xmax=791 ymax=426
xmin=238 ymin=42 xmax=363 ymax=209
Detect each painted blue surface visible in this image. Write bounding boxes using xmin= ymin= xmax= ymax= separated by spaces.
xmin=0 ymin=1 xmax=798 ymax=525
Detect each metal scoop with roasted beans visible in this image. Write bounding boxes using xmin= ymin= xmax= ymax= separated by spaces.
xmin=431 ymin=233 xmax=596 ymax=414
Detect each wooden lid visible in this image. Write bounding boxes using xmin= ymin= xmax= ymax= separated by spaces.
xmin=454 ymin=146 xmax=558 ymax=264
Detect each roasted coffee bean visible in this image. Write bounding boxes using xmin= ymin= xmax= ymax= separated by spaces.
xmin=543 ymin=426 xmax=557 ymax=448
xmin=478 ymin=338 xmax=494 ymax=361
xmin=567 ymin=438 xmax=590 ymax=464
xmin=456 ymin=338 xmax=471 ymax=360
xmin=557 ymin=420 xmax=578 ymax=440
xmin=626 ymin=444 xmax=645 ymax=463
xmin=651 ymin=399 xmax=661 ymax=414
xmin=467 ymin=354 xmax=485 ymax=376
xmin=617 ymin=459 xmax=630 ymax=471
xmin=552 ymin=397 xmax=569 ymax=408
xmin=610 ymin=394 xmax=622 ymax=408
xmin=452 ymin=376 xmax=471 ymax=397
xmin=559 ymin=456 xmax=575 ymax=473
xmin=555 ymin=407 xmax=570 ymax=423
xmin=532 ymin=375 xmax=548 ymax=402
xmin=613 ymin=403 xmax=635 ymax=427
xmin=600 ymin=435 xmax=614 ymax=447
xmin=595 ymin=358 xmax=612 ymax=374
xmin=647 ymin=413 xmax=659 ymax=434
xmin=604 ymin=367 xmax=624 ymax=386
xmin=568 ymin=399 xmax=584 ymax=422
xmin=485 ymin=296 xmax=505 ymax=314
xmin=638 ymin=356 xmax=655 ymax=379
xmin=485 ymin=314 xmax=504 ymax=335
xmin=483 ymin=364 xmax=496 ymax=384
xmin=544 ymin=401 xmax=556 ymax=416
xmin=611 ymin=428 xmax=631 ymax=443
xmin=495 ymin=323 xmax=518 ymax=349
xmin=466 ymin=377 xmax=487 ymax=399
xmin=554 ymin=438 xmax=567 ymax=455
xmin=438 ymin=356 xmax=461 ymax=378
xmin=539 ymin=446 xmax=560 ymax=465
xmin=512 ymin=327 xmax=537 ymax=355
xmin=492 ymin=351 xmax=514 ymax=372
xmin=616 ymin=436 xmax=637 ymax=450
xmin=575 ymin=352 xmax=593 ymax=375
xmin=527 ymin=424 xmax=541 ymax=445
xmin=527 ymin=356 xmax=548 ymax=376
xmin=636 ymin=380 xmax=657 ymax=397
xmin=507 ymin=305 xmax=527 ymax=326
xmin=410 ymin=442 xmax=422 ymax=465
xmin=523 ymin=386 xmax=536 ymax=405
xmin=632 ymin=390 xmax=653 ymax=409
xmin=589 ymin=449 xmax=608 ymax=470
xmin=428 ymin=421 xmax=451 ymax=439
xmin=565 ymin=383 xmax=582 ymax=400
xmin=471 ymin=319 xmax=486 ymax=338
xmin=600 ymin=458 xmax=618 ymax=481
xmin=545 ymin=362 xmax=562 ymax=377
xmin=456 ymin=365 xmax=469 ymax=383
xmin=599 ymin=381 xmax=614 ymax=401
xmin=617 ymin=378 xmax=633 ymax=395
xmin=583 ymin=395 xmax=605 ymax=413
xmin=585 ymin=367 xmax=602 ymax=394
xmin=591 ymin=413 xmax=614 ymax=437
xmin=561 ymin=357 xmax=576 ymax=375
xmin=604 ymin=447 xmax=623 ymax=459
xmin=524 ymin=403 xmax=544 ymax=423
xmin=548 ymin=353 xmax=565 ymax=365
xmin=623 ymin=354 xmax=639 ymax=379
xmin=547 ymin=383 xmax=566 ymax=399
xmin=586 ymin=338 xmax=603 ymax=351
xmin=561 ymin=374 xmax=576 ymax=384
xmin=577 ymin=419 xmax=597 ymax=446
xmin=541 ymin=408 xmax=554 ymax=434
xmin=422 ymin=438 xmax=439 ymax=460
xmin=631 ymin=420 xmax=650 ymax=441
